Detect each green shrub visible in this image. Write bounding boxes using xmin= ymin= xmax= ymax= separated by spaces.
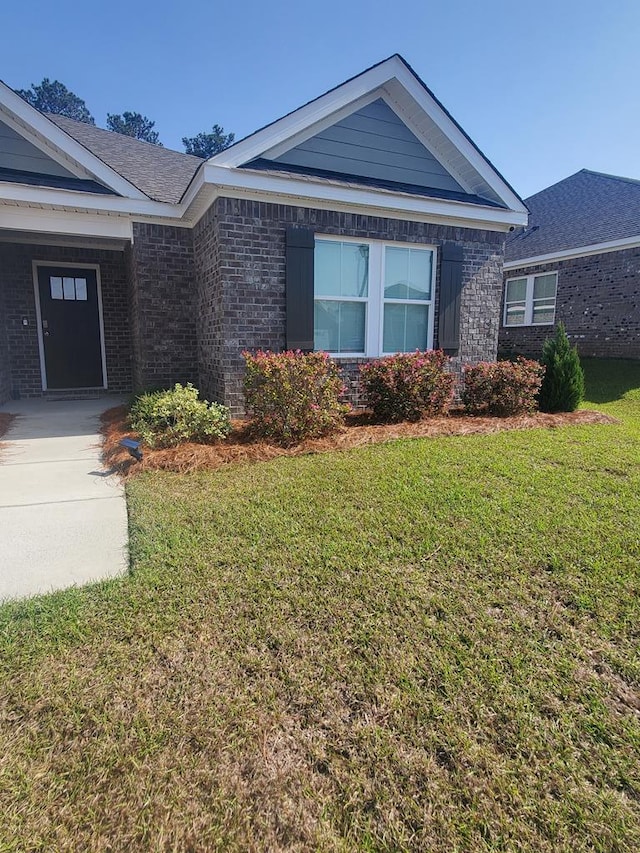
xmin=538 ymin=323 xmax=585 ymax=412
xmin=360 ymin=350 xmax=455 ymax=422
xmin=129 ymin=383 xmax=231 ymax=448
xmin=243 ymin=350 xmax=349 ymax=446
xmin=462 ymin=358 xmax=545 ymax=417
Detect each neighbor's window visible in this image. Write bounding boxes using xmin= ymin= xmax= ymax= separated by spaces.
xmin=504 ymin=272 xmax=557 ymax=326
xmin=314 ymin=238 xmax=435 ymax=356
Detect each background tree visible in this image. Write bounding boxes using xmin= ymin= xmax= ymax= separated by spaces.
xmin=106 ymin=112 xmax=161 ymax=145
xmin=16 ymin=78 xmax=95 ymax=124
xmin=182 ymin=125 xmax=235 ymax=158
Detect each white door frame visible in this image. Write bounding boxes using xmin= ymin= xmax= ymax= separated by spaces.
xmin=32 ymin=260 xmax=108 ymax=391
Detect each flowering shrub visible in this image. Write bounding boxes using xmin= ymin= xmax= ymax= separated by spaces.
xmin=129 ymin=383 xmax=231 ymax=447
xmin=462 ymin=358 xmax=545 ymax=417
xmin=359 ymin=350 xmax=456 ymax=422
xmin=243 ymin=350 xmax=349 ymax=446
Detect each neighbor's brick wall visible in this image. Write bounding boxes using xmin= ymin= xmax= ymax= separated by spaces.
xmin=127 ymin=223 xmax=199 ymax=390
xmin=499 ymin=247 xmax=640 ymax=358
xmin=0 ymin=243 xmax=131 ymax=398
xmin=194 ymin=197 xmax=506 ymax=412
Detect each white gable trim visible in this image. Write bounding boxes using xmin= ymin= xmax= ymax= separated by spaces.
xmin=209 ymin=56 xmax=526 ymax=215
xmin=504 ymin=234 xmax=640 ymax=269
xmin=0 ymin=81 xmax=148 ymax=200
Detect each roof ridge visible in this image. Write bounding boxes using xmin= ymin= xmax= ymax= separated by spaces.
xmin=580 ymin=168 xmax=640 ymax=188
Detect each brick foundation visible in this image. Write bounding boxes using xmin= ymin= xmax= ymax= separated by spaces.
xmin=499 ymin=247 xmax=640 ymax=358
xmin=0 ymin=243 xmax=132 ymax=399
xmin=194 ymin=197 xmax=506 ymax=413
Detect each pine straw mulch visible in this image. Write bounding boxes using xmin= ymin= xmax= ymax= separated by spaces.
xmin=100 ymin=405 xmax=617 ymax=478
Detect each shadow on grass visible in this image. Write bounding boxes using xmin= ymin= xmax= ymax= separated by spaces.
xmin=582 ymin=358 xmax=640 ymax=404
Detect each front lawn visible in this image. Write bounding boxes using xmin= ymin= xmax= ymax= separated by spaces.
xmin=1 ymin=359 xmax=639 ymax=851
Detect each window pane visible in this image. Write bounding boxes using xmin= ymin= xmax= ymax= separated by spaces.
xmin=384 ymin=246 xmax=409 ymax=299
xmin=384 ymin=247 xmax=433 ymax=300
xmin=340 ymin=243 xmax=369 ymax=297
xmin=505 ymin=304 xmax=526 ymax=326
xmin=314 ymin=241 xmax=341 ymax=297
xmin=74 ymin=278 xmax=87 ymax=300
xmin=533 ymin=273 xmax=557 ymax=300
xmin=50 ymin=277 xmax=63 ymax=300
xmin=532 ymin=298 xmax=555 ymax=324
xmin=314 ymin=241 xmax=369 ymax=298
xmin=383 ymin=303 xmax=429 ymax=352
xmin=63 ymin=277 xmax=75 ymax=300
xmin=338 ymin=301 xmax=366 ymax=351
xmin=314 ymin=300 xmax=365 ymax=353
xmin=506 ymin=278 xmax=527 ymax=303
xmin=407 ymin=249 xmax=432 ymax=300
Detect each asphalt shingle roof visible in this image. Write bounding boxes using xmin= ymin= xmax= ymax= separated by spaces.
xmin=506 ymin=169 xmax=640 ymax=263
xmin=47 ymin=114 xmax=203 ymax=203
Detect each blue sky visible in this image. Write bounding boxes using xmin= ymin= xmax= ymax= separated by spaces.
xmin=4 ymin=0 xmax=639 ymax=198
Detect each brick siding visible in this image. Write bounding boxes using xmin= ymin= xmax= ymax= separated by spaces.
xmin=0 ymin=242 xmax=131 ymax=399
xmin=499 ymin=247 xmax=640 ymax=359
xmin=128 ymin=223 xmax=199 ymax=390
xmin=194 ymin=197 xmax=506 ymax=413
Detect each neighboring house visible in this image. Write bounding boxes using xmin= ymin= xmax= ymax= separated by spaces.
xmin=499 ymin=169 xmax=640 ymax=359
xmin=0 ymin=55 xmax=527 ymax=412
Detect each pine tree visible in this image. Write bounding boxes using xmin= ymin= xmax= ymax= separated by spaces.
xmin=539 ymin=322 xmax=585 ymax=412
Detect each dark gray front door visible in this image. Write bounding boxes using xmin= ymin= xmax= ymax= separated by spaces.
xmin=37 ymin=266 xmax=103 ymax=389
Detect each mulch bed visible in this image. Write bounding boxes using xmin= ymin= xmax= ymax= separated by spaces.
xmin=101 ymin=405 xmax=617 ymax=478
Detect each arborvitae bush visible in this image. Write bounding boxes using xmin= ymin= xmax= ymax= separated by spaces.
xmin=538 ymin=323 xmax=585 ymax=413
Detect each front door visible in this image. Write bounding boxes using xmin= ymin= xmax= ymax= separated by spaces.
xmin=37 ymin=266 xmax=104 ymax=389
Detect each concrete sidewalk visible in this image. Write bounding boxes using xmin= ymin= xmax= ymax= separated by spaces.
xmin=0 ymin=397 xmax=128 ymax=601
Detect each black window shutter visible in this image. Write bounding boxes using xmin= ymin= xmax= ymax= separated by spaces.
xmin=285 ymin=226 xmax=315 ymax=351
xmin=438 ymin=242 xmax=464 ymax=354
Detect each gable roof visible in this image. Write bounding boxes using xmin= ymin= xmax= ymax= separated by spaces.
xmin=46 ymin=115 xmax=203 ymax=203
xmin=506 ymin=169 xmax=640 ymax=263
xmin=209 ymin=54 xmax=527 ymax=216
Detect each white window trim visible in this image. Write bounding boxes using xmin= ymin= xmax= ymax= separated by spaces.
xmin=503 ymin=271 xmax=558 ymax=328
xmin=314 ymin=235 xmax=437 ymax=358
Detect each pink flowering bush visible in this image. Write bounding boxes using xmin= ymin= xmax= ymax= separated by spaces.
xmin=243 ymin=350 xmax=350 ymax=446
xmin=359 ymin=350 xmax=456 ymax=422
xmin=462 ymin=358 xmax=545 ymax=417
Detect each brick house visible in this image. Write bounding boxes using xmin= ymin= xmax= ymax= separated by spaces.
xmin=0 ymin=55 xmax=527 ymax=412
xmin=499 ymin=169 xmax=640 ymax=360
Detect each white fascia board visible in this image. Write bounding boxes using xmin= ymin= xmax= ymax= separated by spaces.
xmin=0 ymin=180 xmax=182 ymax=218
xmin=0 ymin=204 xmax=133 ymax=240
xmin=391 ymin=65 xmax=527 ymax=215
xmin=201 ymin=164 xmax=527 ymax=229
xmin=0 ymin=81 xmax=148 ymax=200
xmin=504 ymin=234 xmax=640 ymax=269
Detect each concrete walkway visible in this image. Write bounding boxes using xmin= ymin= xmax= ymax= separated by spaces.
xmin=0 ymin=397 xmax=128 ymax=601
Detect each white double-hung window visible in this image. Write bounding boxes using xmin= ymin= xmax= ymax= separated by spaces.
xmin=504 ymin=272 xmax=558 ymax=327
xmin=313 ymin=237 xmax=436 ymax=356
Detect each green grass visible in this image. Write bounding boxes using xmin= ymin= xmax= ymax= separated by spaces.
xmin=1 ymin=359 xmax=639 ymax=851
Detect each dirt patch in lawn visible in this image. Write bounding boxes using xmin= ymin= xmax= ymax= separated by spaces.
xmin=101 ymin=405 xmax=617 ymax=478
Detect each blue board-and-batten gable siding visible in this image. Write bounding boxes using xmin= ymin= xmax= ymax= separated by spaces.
xmin=0 ymin=118 xmax=77 ymax=179
xmin=270 ymin=98 xmax=463 ymax=193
